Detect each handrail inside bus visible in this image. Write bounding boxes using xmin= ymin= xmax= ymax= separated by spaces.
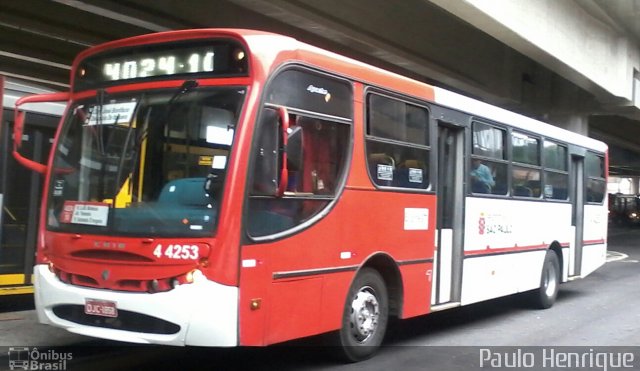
xmin=277 ymin=106 xmax=289 ymax=197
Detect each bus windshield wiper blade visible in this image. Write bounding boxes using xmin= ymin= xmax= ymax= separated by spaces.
xmin=167 ymin=80 xmax=199 ymax=108
xmin=112 ymin=94 xmax=145 ymax=202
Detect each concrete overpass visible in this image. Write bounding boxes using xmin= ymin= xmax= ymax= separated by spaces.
xmin=2 ymin=0 xmax=640 ymax=178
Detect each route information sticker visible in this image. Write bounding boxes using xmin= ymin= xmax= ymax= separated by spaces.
xmin=61 ymin=201 xmax=109 ymax=227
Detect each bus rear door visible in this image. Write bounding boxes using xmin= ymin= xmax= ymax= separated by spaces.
xmin=433 ymin=120 xmax=465 ymax=307
xmin=569 ymin=154 xmax=585 ymax=277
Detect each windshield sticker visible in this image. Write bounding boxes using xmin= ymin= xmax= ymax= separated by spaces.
xmin=212 ymin=156 xmax=227 ymax=169
xmin=206 ymin=125 xmax=234 ymax=145
xmin=53 ymin=180 xmax=65 ymax=197
xmin=85 ymin=102 xmax=137 ymax=126
xmin=61 ymin=201 xmax=110 ymax=227
xmin=198 ymin=156 xmax=213 ymax=166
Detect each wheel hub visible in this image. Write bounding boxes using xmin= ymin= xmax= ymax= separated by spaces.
xmin=543 ymin=264 xmax=557 ymax=297
xmin=349 ymin=286 xmax=380 ymax=343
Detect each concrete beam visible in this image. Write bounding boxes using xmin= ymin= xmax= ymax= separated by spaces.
xmin=428 ymin=0 xmax=640 ymax=109
xmin=227 ymin=0 xmax=531 ymax=105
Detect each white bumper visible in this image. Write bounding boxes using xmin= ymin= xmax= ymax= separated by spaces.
xmin=34 ymin=264 xmax=238 ymax=346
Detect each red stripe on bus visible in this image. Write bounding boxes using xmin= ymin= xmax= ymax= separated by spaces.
xmin=464 ymin=244 xmax=552 ymax=256
xmin=583 ymin=239 xmax=606 ymax=246
xmin=464 ymin=239 xmax=606 ymax=257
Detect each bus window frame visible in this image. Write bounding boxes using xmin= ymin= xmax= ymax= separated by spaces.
xmin=244 ymin=64 xmax=354 ymax=242
xmin=541 ymin=138 xmax=570 ymax=202
xmin=363 ymin=88 xmax=433 ymax=193
xmin=510 ymin=129 xmax=543 ymax=199
xmin=469 ymin=119 xmax=509 ymax=197
xmin=467 ymin=120 xmax=583 ymax=204
xmin=585 ymin=151 xmax=606 ymax=205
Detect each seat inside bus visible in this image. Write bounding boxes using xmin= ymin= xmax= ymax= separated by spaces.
xmin=158 ymin=178 xmax=210 ymax=207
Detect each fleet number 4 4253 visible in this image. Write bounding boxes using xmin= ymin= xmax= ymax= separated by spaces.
xmin=153 ymin=244 xmax=199 ymax=260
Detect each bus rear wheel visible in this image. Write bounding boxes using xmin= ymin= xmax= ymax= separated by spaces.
xmin=336 ymin=268 xmax=389 ymax=362
xmin=531 ymin=250 xmax=560 ymax=309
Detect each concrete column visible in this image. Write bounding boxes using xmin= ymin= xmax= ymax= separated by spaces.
xmin=547 ymin=113 xmax=589 ymax=136
xmin=631 ymin=177 xmax=640 ymax=195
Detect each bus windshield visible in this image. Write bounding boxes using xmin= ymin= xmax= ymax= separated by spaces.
xmin=46 ymin=86 xmax=246 ymax=237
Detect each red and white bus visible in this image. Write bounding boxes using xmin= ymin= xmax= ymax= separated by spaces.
xmin=13 ymin=29 xmax=608 ymax=361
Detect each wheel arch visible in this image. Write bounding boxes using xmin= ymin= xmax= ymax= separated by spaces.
xmin=548 ymin=241 xmax=564 ymax=281
xmin=358 ymin=253 xmax=403 ymax=318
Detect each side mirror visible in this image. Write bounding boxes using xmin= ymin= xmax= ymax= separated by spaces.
xmin=13 ymin=92 xmax=69 ymax=174
xmin=251 ymin=108 xmax=280 ymax=196
xmin=250 ymin=106 xmax=291 ymax=197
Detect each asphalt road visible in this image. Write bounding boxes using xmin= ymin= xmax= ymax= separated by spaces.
xmin=2 ymin=226 xmax=639 ymax=370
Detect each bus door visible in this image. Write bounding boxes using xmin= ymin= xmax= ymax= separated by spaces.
xmin=433 ymin=122 xmax=465 ymax=306
xmin=0 ymin=116 xmax=54 ymax=285
xmin=569 ymin=154 xmax=585 ymax=277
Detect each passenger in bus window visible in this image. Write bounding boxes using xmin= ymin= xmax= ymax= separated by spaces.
xmin=471 ymin=158 xmax=495 ymax=193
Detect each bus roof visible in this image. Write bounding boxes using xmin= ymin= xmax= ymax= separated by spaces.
xmin=74 ymin=28 xmax=607 ymax=153
xmin=240 ymin=30 xmax=607 ymax=153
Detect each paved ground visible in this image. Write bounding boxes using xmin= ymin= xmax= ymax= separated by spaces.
xmin=0 ymin=295 xmax=87 ymax=347
xmin=1 ymin=224 xmax=639 ymax=370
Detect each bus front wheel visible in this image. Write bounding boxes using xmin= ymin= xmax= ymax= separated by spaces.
xmin=531 ymin=250 xmax=560 ymax=309
xmin=336 ymin=268 xmax=389 ymax=362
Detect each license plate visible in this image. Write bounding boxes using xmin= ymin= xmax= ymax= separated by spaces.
xmin=84 ymin=299 xmax=118 ymax=318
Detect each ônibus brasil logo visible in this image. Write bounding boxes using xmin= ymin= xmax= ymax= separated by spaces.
xmin=7 ymin=347 xmax=72 ymax=370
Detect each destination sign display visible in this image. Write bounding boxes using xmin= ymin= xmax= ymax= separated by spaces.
xmin=75 ymin=40 xmax=248 ymax=90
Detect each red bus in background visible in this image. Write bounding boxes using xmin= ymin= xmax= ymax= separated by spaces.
xmin=13 ymin=29 xmax=608 ymax=361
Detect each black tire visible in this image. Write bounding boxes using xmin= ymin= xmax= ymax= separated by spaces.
xmin=335 ymin=268 xmax=389 ymax=362
xmin=531 ymin=250 xmax=560 ymax=309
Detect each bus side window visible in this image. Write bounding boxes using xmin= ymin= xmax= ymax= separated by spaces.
xmin=586 ymin=153 xmax=605 ymax=203
xmin=293 ymin=117 xmax=344 ymax=195
xmin=365 ymin=93 xmax=430 ymax=190
xmin=247 ymin=113 xmax=349 ymax=237
xmin=471 ymin=122 xmax=508 ymax=196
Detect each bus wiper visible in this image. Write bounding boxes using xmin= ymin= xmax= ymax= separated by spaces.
xmin=96 ymin=89 xmax=107 ymax=155
xmin=112 ymin=113 xmax=128 ymax=200
xmin=163 ymin=80 xmax=200 ymax=178
xmin=112 ymin=94 xmax=145 ymax=202
xmin=167 ymin=80 xmax=199 ymax=108
xmin=129 ymin=80 xmax=200 ymax=165
xmin=110 ymin=81 xmax=200 ymax=203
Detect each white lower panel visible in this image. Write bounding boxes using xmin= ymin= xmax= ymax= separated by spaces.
xmin=34 ymin=265 xmax=238 ymax=346
xmin=561 ymin=247 xmax=570 ymax=282
xmin=568 ymin=225 xmax=576 ymax=277
xmin=460 ymin=250 xmax=546 ymax=305
xmin=581 ymin=244 xmax=607 ymax=278
xmin=438 ymin=228 xmax=453 ymax=303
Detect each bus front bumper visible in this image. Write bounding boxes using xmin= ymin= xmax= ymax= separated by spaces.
xmin=33 ymin=264 xmax=238 ymax=346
